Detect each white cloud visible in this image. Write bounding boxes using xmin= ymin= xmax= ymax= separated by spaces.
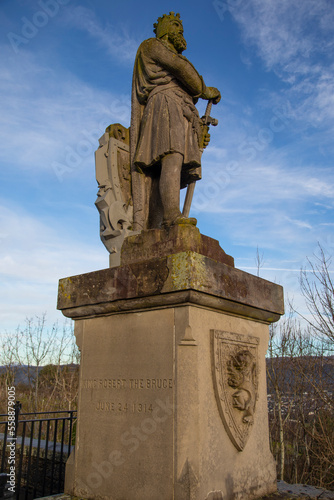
xmin=284 ymin=217 xmax=312 ymax=230
xmin=0 ymin=45 xmax=131 ymax=176
xmin=62 ymin=6 xmax=140 ymax=64
xmin=229 ymin=0 xmax=332 ymax=71
xmin=0 ymin=205 xmax=106 ymax=280
xmin=301 ymin=176 xmax=334 ymax=198
xmin=227 ymin=0 xmax=334 ymax=135
xmin=192 ymin=152 xmax=334 ymax=263
xmin=195 ymin=160 xmax=334 ymax=212
xmin=0 ymin=204 xmax=107 ymax=332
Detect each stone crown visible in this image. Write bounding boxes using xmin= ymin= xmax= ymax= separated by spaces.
xmin=153 ymin=12 xmax=182 ymax=39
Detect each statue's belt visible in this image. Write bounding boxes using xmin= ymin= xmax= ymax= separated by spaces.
xmin=147 ymin=82 xmax=186 ymax=100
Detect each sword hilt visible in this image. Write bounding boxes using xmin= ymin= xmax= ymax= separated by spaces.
xmin=182 ymin=99 xmax=219 ymax=217
xmin=205 ymin=100 xmax=213 ymax=119
xmin=201 ymin=99 xmax=218 ymax=127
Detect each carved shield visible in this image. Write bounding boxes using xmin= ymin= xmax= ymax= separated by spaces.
xmin=95 ymin=124 xmax=133 ymax=267
xmin=210 ymin=330 xmax=259 ymax=451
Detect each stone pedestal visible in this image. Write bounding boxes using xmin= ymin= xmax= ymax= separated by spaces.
xmin=57 ymin=226 xmax=284 ymax=500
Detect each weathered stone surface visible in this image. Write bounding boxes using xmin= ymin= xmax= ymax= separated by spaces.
xmin=34 ymin=481 xmax=334 ymax=500
xmin=57 ymin=241 xmax=284 ymax=500
xmin=131 ymin=12 xmax=221 ymax=231
xmin=259 ymin=481 xmax=334 ymax=499
xmin=57 ymin=250 xmax=283 ymax=323
xmin=62 ymin=306 xmax=277 ymax=500
xmin=95 ymin=131 xmax=132 ymax=267
xmin=66 ymin=309 xmax=175 ymax=499
xmin=121 ymin=224 xmax=234 ymax=267
xmin=57 ymin=231 xmax=284 ymax=499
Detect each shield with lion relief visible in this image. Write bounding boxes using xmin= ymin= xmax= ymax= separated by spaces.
xmin=210 ymin=330 xmax=259 ymax=451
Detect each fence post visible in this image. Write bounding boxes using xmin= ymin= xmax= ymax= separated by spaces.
xmin=68 ymin=411 xmax=73 ymax=453
xmin=14 ymin=401 xmax=21 ymax=437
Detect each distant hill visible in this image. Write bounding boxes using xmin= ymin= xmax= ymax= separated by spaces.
xmin=1 ymin=357 xmax=333 ymax=391
xmin=0 ymin=364 xmax=79 ymax=386
xmin=266 ymin=355 xmax=334 ymax=394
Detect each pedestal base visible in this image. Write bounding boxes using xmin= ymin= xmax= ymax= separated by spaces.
xmin=58 ymin=229 xmax=283 ymax=500
xmin=64 ymin=305 xmax=276 ymax=500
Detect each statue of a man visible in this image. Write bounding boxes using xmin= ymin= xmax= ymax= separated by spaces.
xmin=130 ymin=12 xmax=221 ymax=231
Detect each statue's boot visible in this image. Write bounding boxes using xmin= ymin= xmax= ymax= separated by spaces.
xmin=163 ymin=213 xmax=197 ymax=227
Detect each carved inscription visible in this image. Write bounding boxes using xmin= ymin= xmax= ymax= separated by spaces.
xmin=96 ymin=402 xmax=154 ymax=412
xmin=82 ymin=377 xmax=174 ymax=414
xmin=82 ymin=378 xmax=173 ymax=390
xmin=83 ymin=379 xmax=127 ymax=389
xmin=211 ymin=330 xmax=259 ymax=451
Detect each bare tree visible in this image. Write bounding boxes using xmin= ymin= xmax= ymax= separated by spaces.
xmin=267 ymin=309 xmax=302 ymax=480
xmin=255 ymin=246 xmax=265 ymax=277
xmin=299 ymin=244 xmax=334 ymax=348
xmin=0 ymin=315 xmax=78 ymax=412
xmin=267 ymin=293 xmax=334 ymax=488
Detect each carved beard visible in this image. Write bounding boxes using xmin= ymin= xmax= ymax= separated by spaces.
xmin=168 ymin=31 xmax=187 ymax=53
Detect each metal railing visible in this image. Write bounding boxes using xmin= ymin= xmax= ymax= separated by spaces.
xmin=0 ymin=402 xmax=76 ymax=499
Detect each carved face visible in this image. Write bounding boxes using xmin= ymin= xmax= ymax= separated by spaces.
xmin=233 ymin=350 xmax=253 ymax=371
xmin=167 ymin=20 xmax=187 ymax=53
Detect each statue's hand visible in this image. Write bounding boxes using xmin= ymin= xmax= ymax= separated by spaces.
xmin=202 ymin=87 xmax=221 ymax=104
xmin=202 ymin=132 xmax=210 ymax=149
xmin=199 ymin=124 xmax=211 ymax=150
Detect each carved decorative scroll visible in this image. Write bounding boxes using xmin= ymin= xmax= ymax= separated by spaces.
xmin=211 ymin=330 xmax=259 ymax=451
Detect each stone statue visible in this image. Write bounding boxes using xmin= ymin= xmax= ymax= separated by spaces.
xmin=130 ymin=12 xmax=221 ymax=231
xmin=95 ymin=12 xmax=221 ymax=265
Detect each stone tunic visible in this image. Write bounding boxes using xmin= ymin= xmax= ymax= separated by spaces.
xmin=131 ymin=37 xmax=206 ymax=187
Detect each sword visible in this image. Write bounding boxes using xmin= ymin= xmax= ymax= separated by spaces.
xmin=182 ymin=99 xmax=218 ymax=217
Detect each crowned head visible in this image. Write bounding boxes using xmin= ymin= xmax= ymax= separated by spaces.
xmin=153 ymin=12 xmax=186 ymax=53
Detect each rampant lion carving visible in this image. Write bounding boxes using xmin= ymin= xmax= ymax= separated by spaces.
xmin=227 ymin=349 xmax=256 ymax=424
xmin=211 ymin=330 xmax=259 ymax=451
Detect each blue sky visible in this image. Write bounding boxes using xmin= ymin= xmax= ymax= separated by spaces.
xmin=1 ymin=0 xmax=334 ymax=333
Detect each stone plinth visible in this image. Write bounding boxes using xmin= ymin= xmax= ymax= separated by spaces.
xmin=121 ymin=225 xmax=234 ymax=267
xmin=57 ymin=227 xmax=284 ymax=500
